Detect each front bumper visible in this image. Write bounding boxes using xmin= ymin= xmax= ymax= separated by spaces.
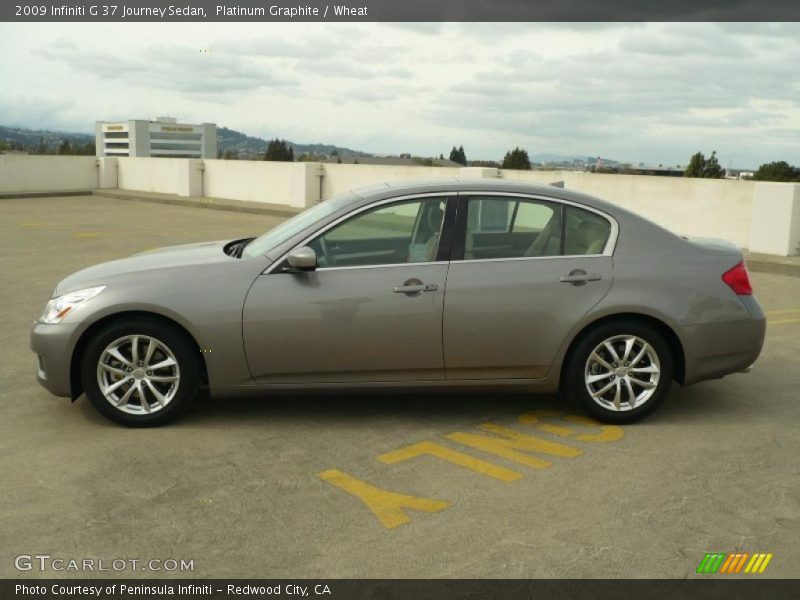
xmin=30 ymin=321 xmax=80 ymax=398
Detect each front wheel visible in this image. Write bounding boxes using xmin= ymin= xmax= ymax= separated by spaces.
xmin=565 ymin=320 xmax=674 ymax=424
xmin=81 ymin=318 xmax=201 ymax=426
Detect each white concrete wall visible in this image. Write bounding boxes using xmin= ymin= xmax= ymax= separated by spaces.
xmin=321 ymin=163 xmax=463 ymax=199
xmin=115 ymin=157 xmax=188 ymax=196
xmin=749 ymin=182 xmax=800 ymax=255
xmin=0 ymin=155 xmax=97 ymax=193
xmin=3 ymin=155 xmax=799 ymax=255
xmin=501 ymin=170 xmax=755 ymax=248
xmin=203 ymin=160 xmax=319 ymax=208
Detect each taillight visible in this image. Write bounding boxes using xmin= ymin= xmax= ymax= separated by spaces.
xmin=722 ymin=261 xmax=753 ymax=295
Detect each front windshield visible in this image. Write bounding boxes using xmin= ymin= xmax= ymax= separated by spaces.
xmin=242 ymin=193 xmax=358 ymax=258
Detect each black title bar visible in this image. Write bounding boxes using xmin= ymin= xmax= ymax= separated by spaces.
xmin=4 ymin=579 xmax=800 ymax=600
xmin=4 ymin=0 xmax=800 ymax=22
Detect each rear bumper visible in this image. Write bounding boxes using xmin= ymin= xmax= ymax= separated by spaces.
xmin=30 ymin=321 xmax=80 ymax=398
xmin=681 ymin=314 xmax=766 ymax=385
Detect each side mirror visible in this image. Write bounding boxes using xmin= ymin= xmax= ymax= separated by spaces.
xmin=286 ymin=246 xmax=317 ymax=271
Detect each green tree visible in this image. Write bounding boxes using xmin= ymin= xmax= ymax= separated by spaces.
xmin=752 ymin=161 xmax=800 ymax=182
xmin=684 ymin=150 xmax=725 ymax=178
xmin=57 ymin=139 xmax=72 ymax=155
xmin=702 ymin=150 xmax=725 ymax=178
xmin=0 ymin=140 xmax=8 ymax=153
xmin=36 ymin=137 xmax=48 ymax=154
xmin=77 ymin=142 xmax=95 ymax=156
xmin=449 ymin=145 xmax=467 ymax=165
xmin=684 ymin=152 xmax=706 ymax=177
xmin=502 ymin=147 xmax=531 ymax=170
xmin=264 ymin=139 xmax=294 ymax=161
xmin=222 ymin=149 xmax=236 ymax=160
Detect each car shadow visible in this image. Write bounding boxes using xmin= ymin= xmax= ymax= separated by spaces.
xmin=73 ymin=381 xmax=752 ymax=428
xmin=180 ymin=390 xmax=568 ymax=427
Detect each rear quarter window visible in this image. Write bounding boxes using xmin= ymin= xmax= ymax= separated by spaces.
xmin=564 ymin=206 xmax=611 ymax=255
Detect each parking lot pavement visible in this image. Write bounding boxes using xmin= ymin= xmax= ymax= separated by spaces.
xmin=1 ymin=195 xmax=799 ymax=579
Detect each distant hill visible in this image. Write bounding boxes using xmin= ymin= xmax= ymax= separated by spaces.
xmin=217 ymin=127 xmax=370 ymax=158
xmin=0 ymin=125 xmax=93 ymax=152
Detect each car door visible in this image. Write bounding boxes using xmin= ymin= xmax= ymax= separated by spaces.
xmin=443 ymin=194 xmax=615 ymax=380
xmin=243 ymin=194 xmax=454 ymax=384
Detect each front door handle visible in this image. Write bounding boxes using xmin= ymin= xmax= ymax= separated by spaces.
xmin=393 ymin=280 xmax=438 ymax=294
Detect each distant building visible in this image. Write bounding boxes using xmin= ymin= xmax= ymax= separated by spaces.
xmin=95 ymin=117 xmax=217 ymax=158
xmin=320 ymin=155 xmax=462 ymax=167
xmin=623 ymin=165 xmax=685 ymax=177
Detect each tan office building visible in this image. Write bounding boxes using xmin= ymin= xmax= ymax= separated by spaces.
xmin=95 ymin=117 xmax=217 ymax=159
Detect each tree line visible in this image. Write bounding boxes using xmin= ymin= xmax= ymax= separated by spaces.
xmin=0 ymin=138 xmax=95 ymax=155
xmin=165 ymin=137 xmax=800 ymax=183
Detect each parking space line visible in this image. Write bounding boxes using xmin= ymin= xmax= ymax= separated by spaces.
xmin=316 ymin=469 xmax=451 ymax=529
xmin=768 ymin=317 xmax=800 ymax=325
xmin=73 ymin=232 xmax=113 ymax=238
xmin=377 ymin=441 xmax=522 ymax=482
xmin=765 ymin=307 xmax=800 ymax=315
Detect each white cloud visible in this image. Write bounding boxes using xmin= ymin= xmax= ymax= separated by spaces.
xmin=0 ymin=22 xmax=797 ymax=168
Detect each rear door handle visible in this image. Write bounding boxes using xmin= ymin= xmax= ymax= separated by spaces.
xmin=393 ymin=282 xmax=438 ymax=294
xmin=559 ymin=273 xmax=602 ymax=283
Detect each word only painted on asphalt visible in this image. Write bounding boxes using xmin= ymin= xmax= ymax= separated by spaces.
xmin=316 ymin=410 xmax=624 ymax=529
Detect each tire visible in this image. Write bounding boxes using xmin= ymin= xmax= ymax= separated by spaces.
xmin=564 ymin=319 xmax=674 ymax=424
xmin=81 ymin=317 xmax=201 ymax=427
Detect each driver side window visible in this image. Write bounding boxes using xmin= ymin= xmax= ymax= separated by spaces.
xmin=308 ymin=197 xmax=447 ymax=268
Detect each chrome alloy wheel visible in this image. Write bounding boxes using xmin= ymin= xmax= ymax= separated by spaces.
xmin=584 ymin=335 xmax=660 ymax=412
xmin=96 ymin=335 xmax=180 ymax=415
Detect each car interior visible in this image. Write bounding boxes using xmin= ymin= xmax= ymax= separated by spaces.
xmin=308 ymin=198 xmax=446 ymax=268
xmin=306 ymin=196 xmax=611 ymax=268
xmin=465 ymin=198 xmax=611 ymax=260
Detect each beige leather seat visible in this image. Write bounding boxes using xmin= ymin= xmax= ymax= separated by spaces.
xmin=565 ymin=221 xmax=608 ymax=255
xmin=525 ymin=217 xmax=560 ymax=257
xmin=423 ymin=206 xmax=444 ymax=261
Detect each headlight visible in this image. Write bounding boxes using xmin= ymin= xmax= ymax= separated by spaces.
xmin=40 ymin=286 xmax=106 ymax=324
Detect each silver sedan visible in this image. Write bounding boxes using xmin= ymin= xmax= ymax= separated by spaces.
xmin=31 ymin=179 xmax=766 ymax=426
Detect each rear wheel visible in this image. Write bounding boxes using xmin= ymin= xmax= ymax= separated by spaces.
xmin=565 ymin=320 xmax=673 ymax=424
xmin=81 ymin=318 xmax=201 ymax=426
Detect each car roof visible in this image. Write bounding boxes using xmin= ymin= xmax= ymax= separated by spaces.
xmin=349 ymin=178 xmax=622 ymax=215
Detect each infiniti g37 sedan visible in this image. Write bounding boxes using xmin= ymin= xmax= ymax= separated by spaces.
xmin=31 ymin=179 xmax=765 ymax=426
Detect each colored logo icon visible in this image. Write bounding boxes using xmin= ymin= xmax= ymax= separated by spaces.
xmin=696 ymin=552 xmax=773 ymax=574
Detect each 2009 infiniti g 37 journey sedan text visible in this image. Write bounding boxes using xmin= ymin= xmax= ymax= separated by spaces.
xmin=31 ymin=179 xmax=765 ymax=426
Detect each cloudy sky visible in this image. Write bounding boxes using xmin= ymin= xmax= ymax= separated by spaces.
xmin=1 ymin=22 xmax=798 ymax=167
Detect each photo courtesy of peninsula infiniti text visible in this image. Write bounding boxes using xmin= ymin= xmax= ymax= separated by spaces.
xmin=30 ymin=179 xmax=766 ymax=427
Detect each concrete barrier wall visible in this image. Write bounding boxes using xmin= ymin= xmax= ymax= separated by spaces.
xmin=4 ymin=155 xmax=799 ymax=255
xmin=203 ymin=159 xmax=318 ymax=208
xmin=502 ymin=170 xmax=755 ymax=248
xmin=0 ymin=155 xmax=97 ymax=193
xmin=116 ymin=157 xmax=188 ymax=196
xmin=321 ymin=163 xmax=463 ymax=199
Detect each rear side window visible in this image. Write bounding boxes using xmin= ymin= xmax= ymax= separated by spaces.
xmin=564 ymin=206 xmax=611 ymax=255
xmin=464 ymin=196 xmax=561 ymax=260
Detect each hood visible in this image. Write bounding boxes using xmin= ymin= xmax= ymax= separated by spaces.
xmin=55 ymin=240 xmax=233 ymax=295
